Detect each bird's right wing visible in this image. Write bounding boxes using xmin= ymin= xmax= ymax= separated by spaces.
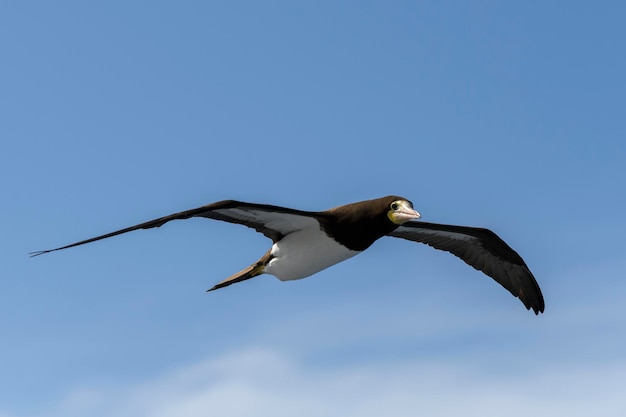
xmin=30 ymin=200 xmax=322 ymax=256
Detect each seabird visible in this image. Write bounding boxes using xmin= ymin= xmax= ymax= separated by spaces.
xmin=30 ymin=196 xmax=544 ymax=314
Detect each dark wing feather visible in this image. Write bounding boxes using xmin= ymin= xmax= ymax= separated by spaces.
xmin=30 ymin=200 xmax=321 ymax=256
xmin=388 ymin=221 xmax=544 ymax=314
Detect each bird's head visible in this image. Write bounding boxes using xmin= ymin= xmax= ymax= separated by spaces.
xmin=386 ymin=197 xmax=421 ymax=225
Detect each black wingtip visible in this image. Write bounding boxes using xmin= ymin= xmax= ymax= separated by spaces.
xmin=29 ymin=250 xmax=52 ymax=258
xmin=519 ymin=286 xmax=545 ymax=315
xmin=530 ymin=306 xmax=543 ymax=315
xmin=523 ymin=297 xmax=545 ymax=315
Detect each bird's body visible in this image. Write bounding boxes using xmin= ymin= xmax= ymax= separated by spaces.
xmin=265 ymin=228 xmax=359 ymax=281
xmin=31 ymin=196 xmax=545 ymax=314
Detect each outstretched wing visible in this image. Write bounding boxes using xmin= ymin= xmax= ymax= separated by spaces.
xmin=30 ymin=200 xmax=321 ymax=256
xmin=387 ymin=221 xmax=544 ymax=314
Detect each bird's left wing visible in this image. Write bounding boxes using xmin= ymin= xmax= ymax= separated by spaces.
xmin=30 ymin=200 xmax=321 ymax=256
xmin=387 ymin=221 xmax=544 ymax=314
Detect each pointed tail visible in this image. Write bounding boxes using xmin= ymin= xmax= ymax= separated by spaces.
xmin=206 ymin=251 xmax=271 ymax=292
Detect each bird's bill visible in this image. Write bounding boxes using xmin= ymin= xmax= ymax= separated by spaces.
xmin=391 ymin=202 xmax=421 ymax=223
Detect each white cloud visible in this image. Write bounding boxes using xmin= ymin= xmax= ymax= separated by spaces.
xmin=12 ymin=346 xmax=625 ymax=417
xmin=7 ymin=259 xmax=625 ymax=417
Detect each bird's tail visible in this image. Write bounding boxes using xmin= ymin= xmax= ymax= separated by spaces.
xmin=206 ymin=251 xmax=271 ymax=292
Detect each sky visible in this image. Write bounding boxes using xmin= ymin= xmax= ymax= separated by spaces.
xmin=1 ymin=1 xmax=625 ymax=416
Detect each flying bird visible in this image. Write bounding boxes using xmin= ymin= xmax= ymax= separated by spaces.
xmin=30 ymin=196 xmax=544 ymax=314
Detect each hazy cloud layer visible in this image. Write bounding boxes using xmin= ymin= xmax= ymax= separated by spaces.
xmin=11 ymin=345 xmax=625 ymax=417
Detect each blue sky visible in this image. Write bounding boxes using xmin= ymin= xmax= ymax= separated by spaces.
xmin=1 ymin=1 xmax=625 ymax=416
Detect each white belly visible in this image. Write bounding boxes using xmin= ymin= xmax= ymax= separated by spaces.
xmin=264 ymin=228 xmax=360 ymax=281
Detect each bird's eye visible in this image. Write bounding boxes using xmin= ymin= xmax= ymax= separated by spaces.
xmin=391 ymin=202 xmax=400 ymax=210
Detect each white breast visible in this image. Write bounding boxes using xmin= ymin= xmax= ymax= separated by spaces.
xmin=264 ymin=228 xmax=360 ymax=281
